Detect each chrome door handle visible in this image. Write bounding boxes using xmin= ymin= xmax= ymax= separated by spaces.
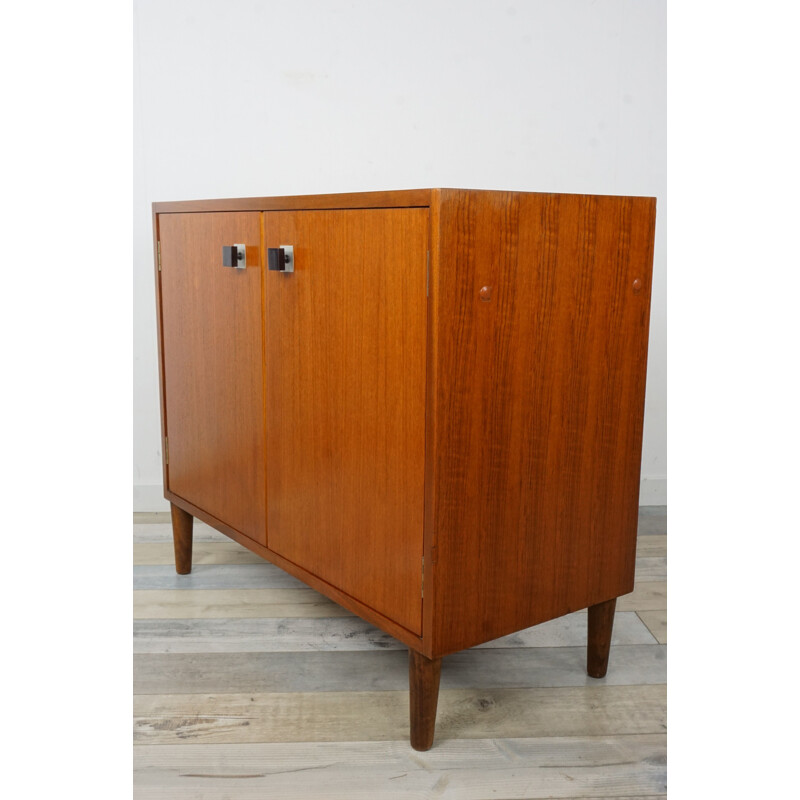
xmin=267 ymin=245 xmax=294 ymax=273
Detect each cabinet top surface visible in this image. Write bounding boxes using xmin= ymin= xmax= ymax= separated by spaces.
xmin=152 ymin=188 xmax=656 ymax=214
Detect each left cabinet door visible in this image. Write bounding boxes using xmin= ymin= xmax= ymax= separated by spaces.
xmin=158 ymin=212 xmax=266 ymax=545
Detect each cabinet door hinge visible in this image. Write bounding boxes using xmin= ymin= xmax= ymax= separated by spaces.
xmin=164 ymin=436 xmax=169 ymax=465
xmin=426 ymin=250 xmax=430 ymax=297
xmin=157 ymin=241 xmax=162 ymax=271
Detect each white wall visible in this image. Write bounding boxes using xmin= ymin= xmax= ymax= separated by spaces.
xmin=133 ymin=0 xmax=666 ymax=510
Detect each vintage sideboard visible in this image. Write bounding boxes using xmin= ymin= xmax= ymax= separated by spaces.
xmin=152 ymin=188 xmax=656 ymax=750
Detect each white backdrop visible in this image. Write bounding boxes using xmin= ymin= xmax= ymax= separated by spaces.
xmin=133 ymin=0 xmax=666 ymax=509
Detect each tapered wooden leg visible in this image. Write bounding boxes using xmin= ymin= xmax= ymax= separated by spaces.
xmin=170 ymin=502 xmax=193 ymax=575
xmin=409 ymin=650 xmax=441 ymax=751
xmin=587 ymin=597 xmax=617 ymax=678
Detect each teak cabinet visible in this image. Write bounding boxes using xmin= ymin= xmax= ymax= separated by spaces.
xmin=153 ymin=188 xmax=656 ymax=750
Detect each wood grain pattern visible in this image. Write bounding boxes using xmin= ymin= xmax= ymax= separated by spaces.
xmin=133 ymin=734 xmax=666 ymax=800
xmin=134 ymin=541 xmax=265 ymax=565
xmin=161 ymin=493 xmax=425 ymax=650
xmin=587 ymin=598 xmax=617 ymax=678
xmin=264 ymin=208 xmax=428 ymax=635
xmin=132 ymin=611 xmax=656 ymax=654
xmin=133 ymin=521 xmax=226 ymax=543
xmin=134 ymin=785 xmax=664 ymax=800
xmin=133 ymin=564 xmax=308 ymax=590
xmin=131 ymin=583 xmax=664 ymax=620
xmin=133 ymin=782 xmax=665 ymax=800
xmin=630 ymin=557 xmax=667 ymax=581
xmin=133 ymin=589 xmax=354 ymax=619
xmin=133 ymin=733 xmax=667 ymax=768
xmin=637 ymin=507 xmax=667 ymax=535
xmin=133 ymin=684 xmax=666 ymax=745
xmin=133 ymin=645 xmax=666 ymax=695
xmin=134 ymin=512 xmax=173 ymax=524
xmin=136 ymin=536 xmax=664 ymax=588
xmin=133 ymin=522 xmax=667 ymax=551
xmin=169 ymin=503 xmax=192 ymax=574
xmin=133 ymin=737 xmax=665 ymax=799
xmin=428 ymin=189 xmax=656 ymax=656
xmin=635 ymin=534 xmax=667 ymax=557
xmin=153 ymin=189 xmax=432 ymax=214
xmin=134 ymin=733 xmax=666 ymax=770
xmin=637 ymin=610 xmax=667 ymax=644
xmin=158 ymin=212 xmax=266 ymax=545
xmin=133 ymin=560 xmax=665 ymax=589
xmin=133 ymin=617 xmax=398 ymax=654
xmin=132 ymin=514 xmax=666 ymax=796
xmin=152 ymin=189 xmax=658 ymax=752
xmin=617 ymin=582 xmax=666 ymax=612
xmin=152 ymin=212 xmax=168 ymax=495
xmin=409 ymin=651 xmax=441 ymax=750
xmin=133 ymin=509 xmax=666 ymax=534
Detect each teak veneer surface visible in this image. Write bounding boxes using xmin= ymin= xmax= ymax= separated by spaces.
xmin=153 ymin=189 xmax=433 ymax=214
xmin=427 ymin=190 xmax=656 ymax=655
xmin=159 ymin=212 xmax=266 ymax=545
xmin=264 ymin=208 xmax=428 ymax=635
xmin=154 ymin=187 xmax=656 ymax=663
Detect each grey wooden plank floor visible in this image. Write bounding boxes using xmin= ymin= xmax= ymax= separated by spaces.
xmin=133 ymin=507 xmax=667 ymax=799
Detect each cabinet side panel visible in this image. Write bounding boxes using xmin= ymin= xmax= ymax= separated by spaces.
xmin=431 ymin=190 xmax=656 ymax=656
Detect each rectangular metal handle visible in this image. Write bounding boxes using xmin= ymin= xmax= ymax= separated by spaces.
xmin=222 ymin=244 xmax=246 ymax=269
xmin=267 ymin=245 xmax=294 ymax=273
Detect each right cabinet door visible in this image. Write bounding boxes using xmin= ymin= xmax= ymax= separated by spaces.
xmin=264 ymin=208 xmax=428 ymax=635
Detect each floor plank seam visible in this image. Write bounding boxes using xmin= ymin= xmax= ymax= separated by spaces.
xmin=132 ymin=518 xmax=666 ymax=794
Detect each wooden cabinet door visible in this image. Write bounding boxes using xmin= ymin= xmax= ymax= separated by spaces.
xmin=264 ymin=209 xmax=428 ymax=634
xmin=158 ymin=212 xmax=266 ymax=545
